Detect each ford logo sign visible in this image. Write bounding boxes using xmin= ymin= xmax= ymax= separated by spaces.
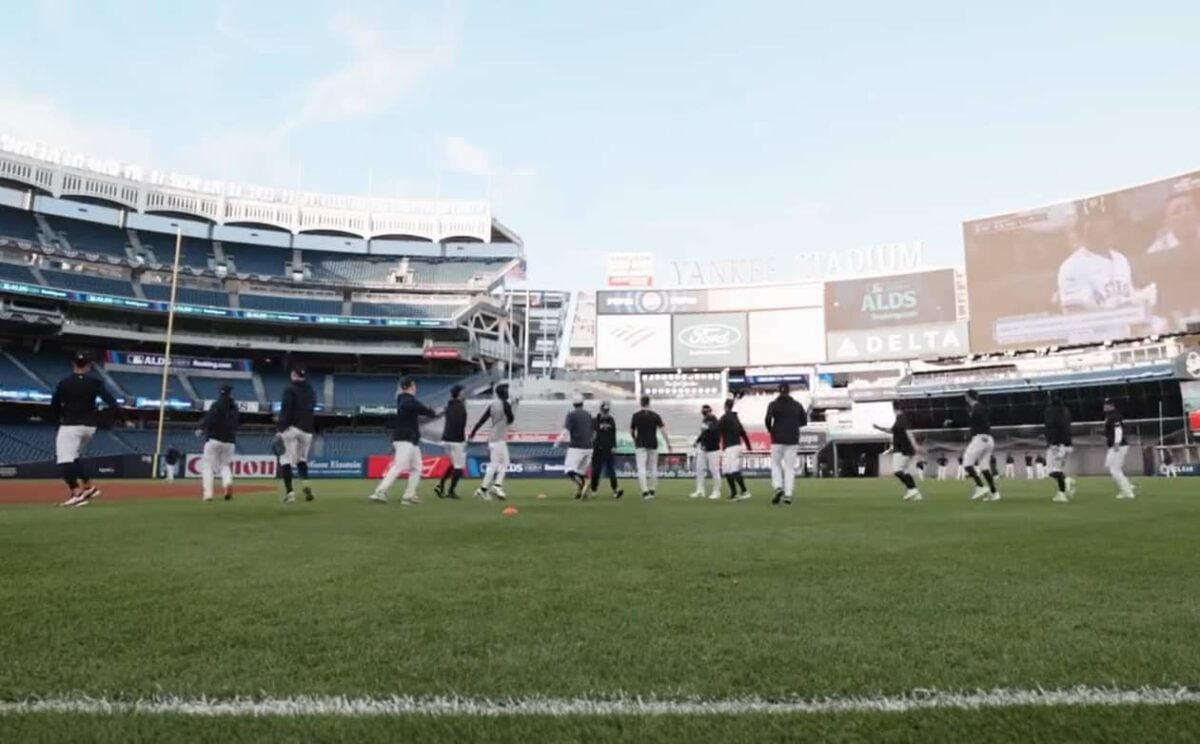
xmin=678 ymin=324 xmax=741 ymax=350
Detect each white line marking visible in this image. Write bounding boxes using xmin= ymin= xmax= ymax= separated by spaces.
xmin=1 ymin=687 xmax=1198 ymax=717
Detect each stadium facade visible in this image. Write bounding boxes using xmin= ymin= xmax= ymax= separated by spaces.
xmin=1 ymin=138 xmax=1198 ymax=479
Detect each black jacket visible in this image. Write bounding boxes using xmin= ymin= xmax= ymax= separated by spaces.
xmin=1044 ymin=404 xmax=1072 ymax=446
xmin=278 ymin=381 xmax=317 ymax=433
xmin=441 ymin=398 xmax=467 ymax=443
xmin=51 ymin=373 xmax=119 ymax=428
xmin=593 ymin=412 xmax=617 ymax=451
xmin=202 ymin=396 xmax=240 ymax=444
xmin=696 ymin=415 xmax=721 ymax=452
xmin=718 ymin=411 xmax=751 ymax=449
xmin=393 ymin=392 xmax=437 ymax=444
xmin=765 ymin=394 xmax=806 ymax=445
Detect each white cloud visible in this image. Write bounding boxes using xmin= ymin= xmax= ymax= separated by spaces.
xmin=0 ymin=89 xmax=154 ymax=164
xmin=282 ymin=4 xmax=463 ymax=133
xmin=439 ymin=135 xmax=492 ymax=177
xmin=214 ymin=2 xmax=303 ymax=56
xmin=34 ymin=0 xmax=70 ymax=27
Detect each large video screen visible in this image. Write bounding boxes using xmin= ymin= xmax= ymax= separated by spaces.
xmin=964 ymin=171 xmax=1200 ymax=351
xmin=595 ymin=314 xmax=672 ymax=369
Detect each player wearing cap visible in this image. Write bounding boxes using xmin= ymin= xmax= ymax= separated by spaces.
xmin=689 ymin=403 xmax=722 ymax=500
xmin=1023 ymin=452 xmax=1034 ymax=479
xmin=718 ymin=398 xmax=752 ymax=501
xmin=433 ymin=384 xmax=467 ymax=499
xmin=936 ymin=455 xmax=948 ymax=480
xmin=53 ymin=351 xmax=120 ymax=507
xmin=199 ymin=384 xmax=239 ymax=502
xmin=765 ymin=382 xmax=806 ymax=505
xmin=589 ymin=401 xmax=623 ymax=499
xmin=1043 ymin=392 xmax=1076 ymax=503
xmin=1104 ymin=398 xmax=1136 ymax=500
xmin=471 ymin=381 xmax=516 ymax=501
xmin=277 ymin=365 xmax=317 ymax=504
xmin=1056 ymin=197 xmax=1156 ymax=339
xmin=371 ymin=377 xmax=439 ymax=505
xmin=874 ymin=400 xmax=922 ymax=502
xmin=630 ymin=394 xmax=670 ymax=499
xmin=1004 ymin=454 xmax=1016 ymax=479
xmin=557 ymin=393 xmax=595 ymax=499
xmin=962 ymin=389 xmax=999 ymax=501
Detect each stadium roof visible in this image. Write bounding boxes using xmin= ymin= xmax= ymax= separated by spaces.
xmin=0 ymin=134 xmax=519 ymax=244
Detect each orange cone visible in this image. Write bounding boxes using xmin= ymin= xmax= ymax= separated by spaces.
xmin=502 ymin=506 xmax=518 ymax=516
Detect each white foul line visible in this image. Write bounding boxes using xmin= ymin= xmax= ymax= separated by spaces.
xmin=1 ymin=687 xmax=1199 ymax=717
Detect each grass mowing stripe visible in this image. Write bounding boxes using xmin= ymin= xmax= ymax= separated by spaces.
xmin=3 ymin=687 xmax=1199 ymax=717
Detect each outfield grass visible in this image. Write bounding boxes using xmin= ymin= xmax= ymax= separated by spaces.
xmin=1 ymin=475 xmax=1197 ymax=741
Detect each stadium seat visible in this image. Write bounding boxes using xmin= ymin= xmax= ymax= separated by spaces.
xmin=239 ymin=293 xmax=343 ymax=315
xmin=40 ymin=269 xmax=135 ymax=298
xmin=0 ymin=262 xmax=38 ymax=285
xmin=8 ymin=350 xmax=71 ymax=389
xmin=351 ymin=301 xmax=460 ymax=318
xmin=333 ymin=375 xmax=399 ymax=409
xmin=43 ymin=215 xmax=129 ymax=259
xmin=0 ymin=206 xmax=41 ymax=244
xmin=306 ymin=251 xmax=398 ymax=284
xmin=108 ymin=371 xmax=190 ymax=402
xmin=189 ymin=377 xmax=257 ymax=402
xmin=141 ymin=283 xmax=229 ymax=307
xmin=221 ymin=242 xmax=288 ymax=277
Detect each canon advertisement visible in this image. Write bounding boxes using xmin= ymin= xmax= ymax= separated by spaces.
xmin=964 ymin=170 xmax=1200 ymax=351
xmin=671 ymin=313 xmax=749 ymax=368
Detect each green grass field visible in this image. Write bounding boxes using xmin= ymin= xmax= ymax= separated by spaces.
xmin=2 ymin=474 xmax=1198 ymax=742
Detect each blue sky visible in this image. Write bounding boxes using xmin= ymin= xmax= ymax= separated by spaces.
xmin=1 ymin=0 xmax=1199 ymax=289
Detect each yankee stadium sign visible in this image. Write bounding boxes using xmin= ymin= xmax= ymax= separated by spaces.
xmin=668 ymin=242 xmax=924 ymax=286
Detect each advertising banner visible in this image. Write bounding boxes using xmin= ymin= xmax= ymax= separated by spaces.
xmin=0 ymin=280 xmax=455 ymax=329
xmin=964 ymin=170 xmax=1200 ymax=351
xmin=200 ymin=399 xmax=261 ymax=414
xmin=672 ymin=312 xmax=749 ymax=368
xmin=105 ymin=351 xmax=252 ymax=372
xmin=0 ymin=454 xmax=152 ymax=480
xmin=606 ymin=252 xmax=655 ymax=288
xmin=640 ymin=371 xmax=724 ymax=400
xmin=0 ymin=388 xmax=53 ymax=403
xmin=305 ymin=458 xmax=366 ymax=478
xmin=597 ymin=289 xmax=708 ymax=315
xmin=826 ymin=320 xmax=970 ymax=362
xmin=824 ymin=269 xmax=958 ymax=331
xmin=595 ymin=314 xmax=672 ymax=369
xmin=748 ymin=307 xmax=826 ymax=365
xmin=365 ymin=454 xmax=451 ymax=479
xmin=184 ymin=454 xmax=278 ymax=479
xmin=422 ymin=346 xmax=461 ymax=360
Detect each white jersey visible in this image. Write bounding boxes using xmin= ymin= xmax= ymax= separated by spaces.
xmin=1056 ymin=247 xmax=1134 ymax=311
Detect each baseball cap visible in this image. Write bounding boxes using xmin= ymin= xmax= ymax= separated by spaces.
xmin=450 ymin=384 xmax=464 ymax=397
xmin=290 ymin=364 xmax=307 ymax=378
xmin=600 ymin=400 xmax=611 ymax=412
xmin=72 ymin=350 xmax=91 ymax=366
xmin=571 ymin=393 xmax=584 ymax=406
xmin=219 ymin=384 xmax=233 ymax=397
xmin=778 ymin=383 xmax=790 ymax=395
xmin=400 ymin=376 xmax=416 ymax=390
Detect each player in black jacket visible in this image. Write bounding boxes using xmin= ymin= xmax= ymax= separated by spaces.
xmin=690 ymin=404 xmax=722 ymax=500
xmin=277 ymin=365 xmax=317 ymax=503
xmin=962 ymin=389 xmax=999 ymax=501
xmin=1043 ymin=392 xmax=1075 ymax=502
xmin=370 ymin=377 xmax=439 ymax=505
xmin=718 ymin=399 xmax=753 ymax=500
xmin=765 ymin=383 xmax=806 ymax=505
xmin=200 ymin=385 xmax=239 ymax=502
xmin=589 ymin=401 xmax=623 ymax=499
xmin=1104 ymin=398 xmax=1136 ymax=499
xmin=434 ymin=384 xmax=467 ymax=499
xmin=53 ymin=351 xmax=120 ymax=507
